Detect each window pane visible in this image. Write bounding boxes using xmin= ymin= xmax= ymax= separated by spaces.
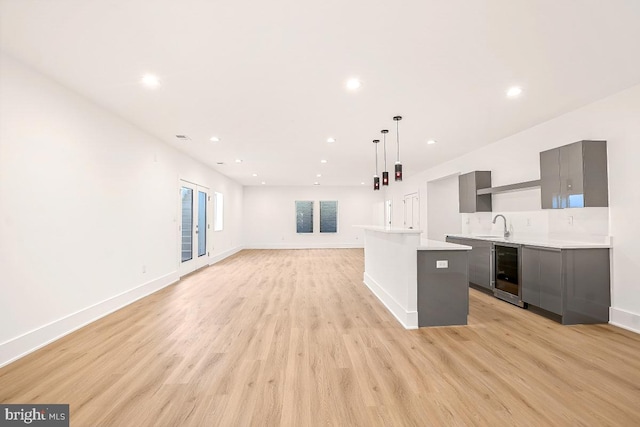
xmin=181 ymin=187 xmax=193 ymax=262
xmin=295 ymin=201 xmax=313 ymax=233
xmin=214 ymin=192 xmax=224 ymax=231
xmin=198 ymin=191 xmax=207 ymax=257
xmin=320 ymin=201 xmax=337 ymax=233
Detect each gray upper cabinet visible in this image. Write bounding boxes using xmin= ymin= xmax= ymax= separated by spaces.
xmin=540 ymin=140 xmax=608 ymax=209
xmin=458 ymin=171 xmax=492 ymax=213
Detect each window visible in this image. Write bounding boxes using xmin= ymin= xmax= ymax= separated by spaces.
xmin=320 ymin=201 xmax=338 ymax=233
xmin=295 ymin=201 xmax=314 ymax=233
xmin=214 ymin=192 xmax=223 ymax=231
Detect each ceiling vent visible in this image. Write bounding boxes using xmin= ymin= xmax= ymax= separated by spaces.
xmin=175 ymin=135 xmax=191 ymax=141
xmin=216 ymin=162 xmax=225 ymax=165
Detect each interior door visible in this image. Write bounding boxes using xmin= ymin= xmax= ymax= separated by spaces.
xmin=179 ymin=181 xmax=210 ymax=276
xmin=403 ymin=193 xmax=420 ymax=229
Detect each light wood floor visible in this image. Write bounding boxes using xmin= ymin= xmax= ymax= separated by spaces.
xmin=2 ymin=249 xmax=640 ymax=426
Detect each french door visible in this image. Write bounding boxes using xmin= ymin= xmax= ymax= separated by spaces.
xmin=179 ymin=180 xmax=210 ymax=276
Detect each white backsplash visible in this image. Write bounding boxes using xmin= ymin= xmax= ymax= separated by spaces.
xmin=461 ymin=207 xmax=610 ymax=243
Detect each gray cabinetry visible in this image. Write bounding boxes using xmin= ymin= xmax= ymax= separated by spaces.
xmin=458 ymin=171 xmax=492 ymax=213
xmin=469 ymin=239 xmax=492 ymax=289
xmin=522 ymin=246 xmax=562 ymax=314
xmin=521 ymin=246 xmax=610 ymax=324
xmin=417 ymin=250 xmax=469 ymax=327
xmin=540 ymin=140 xmax=608 ymax=209
xmin=445 ymin=237 xmax=492 ymax=290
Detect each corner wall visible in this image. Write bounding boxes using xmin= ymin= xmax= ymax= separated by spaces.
xmin=0 ymin=53 xmax=244 ymax=366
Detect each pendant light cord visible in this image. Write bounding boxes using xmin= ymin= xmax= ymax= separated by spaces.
xmin=383 ymin=133 xmax=387 ymax=170
xmin=396 ymin=120 xmax=400 ymax=162
xmin=375 ymin=141 xmax=379 ymax=175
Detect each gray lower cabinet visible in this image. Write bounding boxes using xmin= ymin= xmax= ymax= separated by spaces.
xmin=521 ymin=245 xmax=610 ymax=324
xmin=521 ymin=246 xmax=562 ymax=314
xmin=445 ymin=237 xmax=492 ymax=290
xmin=469 ymin=240 xmax=492 ymax=289
xmin=417 ymin=250 xmax=469 ymax=327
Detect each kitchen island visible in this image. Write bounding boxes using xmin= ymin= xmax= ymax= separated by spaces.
xmin=358 ymin=226 xmax=471 ymax=329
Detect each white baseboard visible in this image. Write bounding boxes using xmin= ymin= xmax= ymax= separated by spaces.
xmin=609 ymin=307 xmax=640 ymax=334
xmin=0 ymin=246 xmax=248 ymax=368
xmin=0 ymin=271 xmax=179 ymax=368
xmin=245 ymin=243 xmax=364 ymax=250
xmin=209 ymin=245 xmax=244 ymax=265
xmin=363 ymin=272 xmax=418 ymax=329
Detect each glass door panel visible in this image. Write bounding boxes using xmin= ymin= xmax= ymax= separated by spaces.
xmin=198 ymin=190 xmax=207 ymax=257
xmin=181 ymin=187 xmax=193 ymax=262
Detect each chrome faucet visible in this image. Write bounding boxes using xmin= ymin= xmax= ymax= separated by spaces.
xmin=493 ymin=214 xmax=511 ymax=239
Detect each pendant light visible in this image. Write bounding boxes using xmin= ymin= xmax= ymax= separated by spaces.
xmin=381 ymin=129 xmax=389 ymax=185
xmin=373 ymin=139 xmax=380 ymax=190
xmin=393 ymin=115 xmax=403 ymax=181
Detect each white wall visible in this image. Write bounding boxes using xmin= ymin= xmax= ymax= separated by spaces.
xmin=427 ymin=174 xmax=461 ymax=241
xmin=385 ymin=83 xmax=640 ymax=333
xmin=243 ymin=186 xmax=381 ymax=248
xmin=0 ymin=53 xmax=244 ymax=366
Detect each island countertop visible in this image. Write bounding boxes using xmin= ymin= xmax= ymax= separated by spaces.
xmin=355 ymin=225 xmax=423 ymax=234
xmin=418 ymin=239 xmax=472 ymax=251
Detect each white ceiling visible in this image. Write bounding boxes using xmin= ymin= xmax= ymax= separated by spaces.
xmin=2 ymin=0 xmax=640 ymax=186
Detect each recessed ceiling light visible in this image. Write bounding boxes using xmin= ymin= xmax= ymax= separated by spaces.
xmin=252 ymin=173 xmax=258 ymax=177
xmin=361 ymin=182 xmax=365 ymax=185
xmin=314 ymin=182 xmax=320 ymax=186
xmin=427 ymin=139 xmax=437 ymax=145
xmin=210 ymin=136 xmax=220 ymax=142
xmin=327 ymin=137 xmax=336 ymax=143
xmin=506 ymin=86 xmax=523 ymax=98
xmin=141 ymin=74 xmax=160 ymax=88
xmin=235 ymin=159 xmax=242 ymax=163
xmin=316 ymin=174 xmax=322 ymax=177
xmin=320 ymin=159 xmax=327 ymax=164
xmin=345 ymin=78 xmax=362 ymax=91
xmin=261 ymin=181 xmax=266 ymax=185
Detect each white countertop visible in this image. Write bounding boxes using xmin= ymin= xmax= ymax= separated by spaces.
xmin=417 ymin=239 xmax=472 ymax=251
xmin=446 ymin=234 xmax=612 ymax=249
xmin=355 ymin=225 xmax=423 ymax=234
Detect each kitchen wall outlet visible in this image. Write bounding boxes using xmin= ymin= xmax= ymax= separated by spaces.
xmin=142 ymin=265 xmax=146 ymax=273
xmin=567 ymin=216 xmax=574 ymax=225
xmin=436 ymin=260 xmax=448 ymax=269
xmin=465 ymin=218 xmax=470 ymax=224
xmin=526 ymin=218 xmax=531 ymax=226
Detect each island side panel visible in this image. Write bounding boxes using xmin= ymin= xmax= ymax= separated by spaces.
xmin=363 ymin=229 xmax=420 ymax=329
xmin=417 ymin=250 xmax=469 ymax=327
